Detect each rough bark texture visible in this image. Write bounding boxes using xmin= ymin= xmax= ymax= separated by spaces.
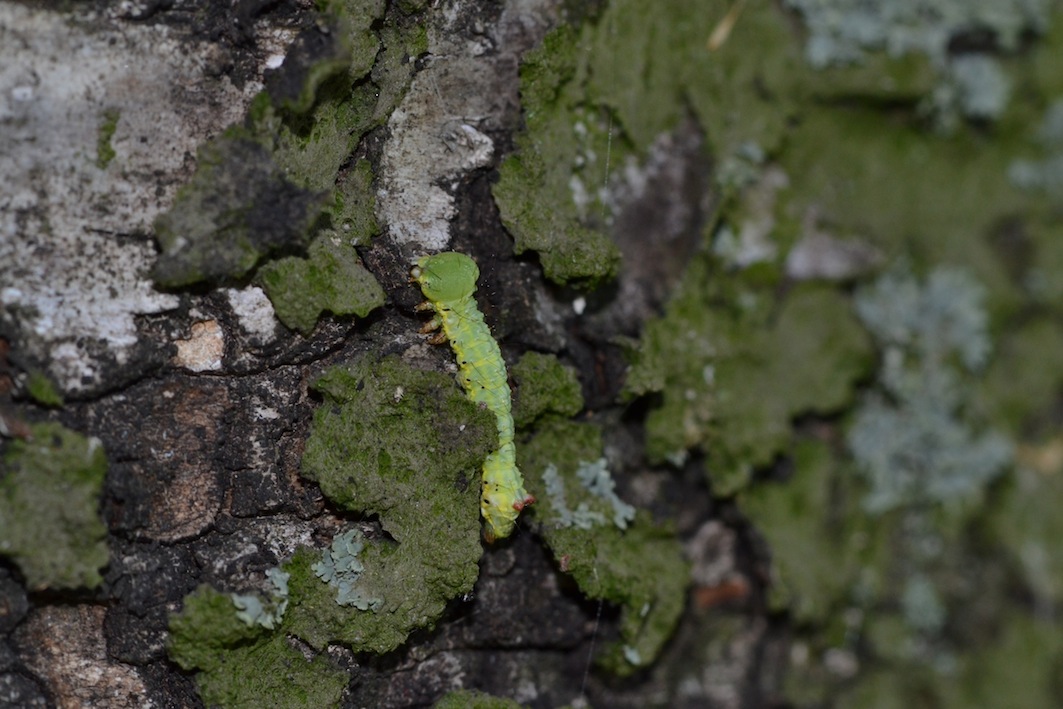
xmin=3 ymin=1 xmax=1063 ymax=708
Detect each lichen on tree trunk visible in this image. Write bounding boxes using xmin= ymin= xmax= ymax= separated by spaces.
xmin=4 ymin=1 xmax=1063 ymax=708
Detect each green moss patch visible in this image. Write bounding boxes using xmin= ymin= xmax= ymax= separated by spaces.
xmin=0 ymin=422 xmax=108 ymax=590
xmin=493 ymin=1 xmax=805 ymax=287
xmin=154 ymin=0 xmax=422 ymax=291
xmin=169 ymin=585 xmax=348 ymax=708
xmin=510 ymin=352 xmax=583 ymax=429
xmin=739 ymin=440 xmax=883 ymax=624
xmin=979 ymin=316 xmax=1063 ymax=434
xmin=520 ymin=418 xmax=688 ymax=675
xmin=989 ymin=461 xmax=1063 ymax=605
xmin=492 ymin=25 xmax=625 ymax=288
xmin=286 ymin=356 xmax=496 ymax=653
xmin=25 ymin=370 xmax=63 ymax=407
xmin=167 ymin=355 xmax=497 ymax=701
xmin=434 ymin=689 xmax=526 ymax=709
xmin=834 ymin=610 xmax=1063 ymax=709
xmin=95 ymin=108 xmax=119 ymax=169
xmin=778 ymin=107 xmax=1030 ymax=314
xmin=258 ymin=235 xmax=385 ymax=334
xmin=627 ymin=256 xmax=872 ymax=494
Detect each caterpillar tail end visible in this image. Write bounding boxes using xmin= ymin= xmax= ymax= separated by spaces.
xmin=481 ymin=495 xmax=535 ymax=544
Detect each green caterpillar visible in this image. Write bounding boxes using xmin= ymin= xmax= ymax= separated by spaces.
xmin=411 ymin=252 xmax=534 ymax=542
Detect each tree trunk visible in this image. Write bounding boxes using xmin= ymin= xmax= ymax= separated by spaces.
xmin=3 ymin=1 xmax=1062 ymax=708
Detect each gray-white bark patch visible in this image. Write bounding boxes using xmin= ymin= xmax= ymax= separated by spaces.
xmin=0 ymin=4 xmax=285 ymax=393
xmin=375 ymin=1 xmax=538 ymax=254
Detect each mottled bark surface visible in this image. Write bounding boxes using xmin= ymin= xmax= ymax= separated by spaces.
xmin=4 ymin=1 xmax=1063 ymax=708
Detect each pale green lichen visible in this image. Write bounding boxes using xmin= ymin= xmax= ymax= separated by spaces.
xmin=231 ymin=568 xmax=290 ymax=631
xmin=740 ymin=265 xmax=1021 ymax=701
xmin=848 ymin=266 xmax=1012 ymax=511
xmin=542 ymin=458 xmax=634 ymax=531
xmin=899 ymin=573 xmax=945 ymax=635
xmin=311 ymin=529 xmax=382 ymax=610
xmin=575 ymin=458 xmax=636 ymax=530
xmin=778 ymin=265 xmax=1013 ymax=681
xmin=508 ymin=352 xmax=686 ymax=674
xmin=0 ymin=422 xmax=109 ymax=590
xmin=166 ymin=351 xmax=496 ymax=702
xmin=927 ymin=54 xmax=1012 ymax=127
xmin=542 ymin=463 xmax=605 ymax=530
xmin=784 ymin=0 xmax=1047 ymax=126
xmin=785 ymin=0 xmax=1049 ymax=67
xmin=1009 ymin=97 xmax=1063 ymax=203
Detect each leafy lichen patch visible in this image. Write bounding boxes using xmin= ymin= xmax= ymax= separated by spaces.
xmin=848 ymin=266 xmax=1011 ymax=512
xmin=743 ymin=266 xmax=1022 ymax=699
xmin=542 ymin=458 xmax=635 ymax=531
xmin=785 ymin=0 xmax=1049 ymax=127
xmin=286 ymin=356 xmax=495 ymax=653
xmin=0 ymin=422 xmax=109 ymax=590
xmin=519 ymin=418 xmax=688 ymax=676
xmin=626 ymin=255 xmax=872 ymax=494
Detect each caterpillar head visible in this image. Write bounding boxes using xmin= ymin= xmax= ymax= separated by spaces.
xmin=411 ymin=252 xmax=479 ymax=303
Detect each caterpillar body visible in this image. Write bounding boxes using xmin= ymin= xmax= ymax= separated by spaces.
xmin=411 ymin=252 xmax=534 ymax=542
